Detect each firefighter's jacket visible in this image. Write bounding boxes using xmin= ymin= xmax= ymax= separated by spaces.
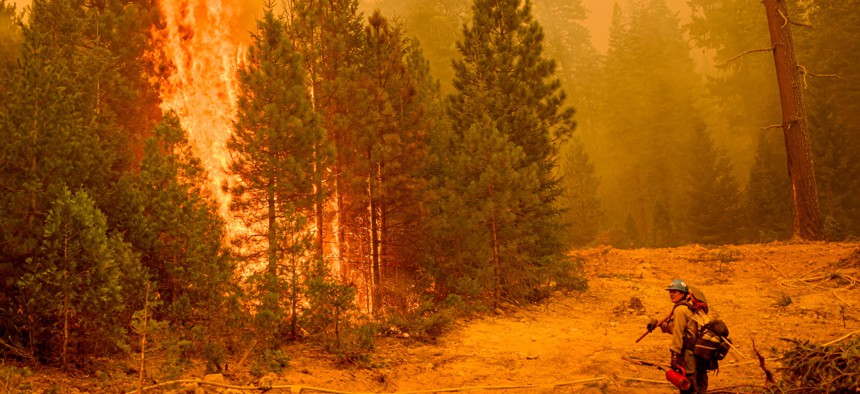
xmin=664 ymin=300 xmax=710 ymax=373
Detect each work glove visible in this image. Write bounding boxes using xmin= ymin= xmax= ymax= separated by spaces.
xmin=659 ymin=320 xmax=671 ymax=334
xmin=670 ymin=351 xmax=681 ymax=369
xmin=646 ymin=318 xmax=658 ymax=332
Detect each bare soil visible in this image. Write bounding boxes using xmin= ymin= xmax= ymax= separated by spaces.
xmin=9 ymin=242 xmax=860 ymax=393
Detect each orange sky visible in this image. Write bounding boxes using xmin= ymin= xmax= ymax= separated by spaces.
xmin=584 ymin=0 xmax=690 ymax=52
xmin=13 ymin=0 xmax=691 ymax=53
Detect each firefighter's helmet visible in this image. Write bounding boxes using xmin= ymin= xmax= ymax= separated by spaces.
xmin=665 ymin=278 xmax=689 ymax=293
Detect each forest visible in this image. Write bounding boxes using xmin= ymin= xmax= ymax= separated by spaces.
xmin=0 ymin=0 xmax=858 ymax=391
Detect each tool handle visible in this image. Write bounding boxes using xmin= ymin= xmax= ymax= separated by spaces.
xmin=635 ymin=311 xmax=673 ymax=342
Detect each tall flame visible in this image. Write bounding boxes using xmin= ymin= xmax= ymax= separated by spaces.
xmin=155 ymin=0 xmax=244 ymax=223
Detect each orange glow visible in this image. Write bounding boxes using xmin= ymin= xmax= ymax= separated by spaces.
xmin=154 ymin=0 xmax=244 ymax=226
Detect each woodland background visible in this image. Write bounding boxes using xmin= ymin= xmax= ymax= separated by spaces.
xmin=0 ymin=0 xmax=858 ymax=380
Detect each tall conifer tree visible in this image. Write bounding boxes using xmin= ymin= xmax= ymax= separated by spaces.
xmin=560 ymin=138 xmax=602 ymax=247
xmin=596 ymin=0 xmax=703 ymax=245
xmin=746 ymin=132 xmax=792 ymax=242
xmin=111 ymin=113 xmax=235 ymax=331
xmin=227 ymin=5 xmax=329 ymax=337
xmin=447 ymin=0 xmax=577 ymax=303
xmin=796 ymin=0 xmax=860 ymax=237
xmin=681 ymin=123 xmax=744 ymax=244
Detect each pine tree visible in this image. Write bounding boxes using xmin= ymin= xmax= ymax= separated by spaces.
xmin=286 ymin=0 xmax=365 ymax=278
xmin=681 ymin=123 xmax=744 ymax=245
xmin=356 ymin=11 xmax=435 ymax=315
xmin=560 ymin=138 xmax=602 ymax=247
xmin=0 ymin=0 xmax=21 ymax=74
xmin=447 ymin=0 xmax=577 ymax=302
xmin=0 ymin=0 xmax=117 ymax=312
xmin=596 ymin=0 xmax=704 ymax=245
xmin=109 ymin=112 xmax=235 ymax=333
xmin=796 ymin=0 xmax=860 ymax=237
xmin=17 ymin=188 xmax=138 ymax=364
xmin=437 ymin=117 xmax=541 ymax=307
xmin=227 ymin=5 xmax=329 ymax=338
xmin=746 ymin=132 xmax=792 ymax=242
xmin=369 ymin=0 xmax=469 ymax=92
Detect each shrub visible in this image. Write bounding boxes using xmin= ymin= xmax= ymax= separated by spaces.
xmin=776 ymin=337 xmax=860 ymax=392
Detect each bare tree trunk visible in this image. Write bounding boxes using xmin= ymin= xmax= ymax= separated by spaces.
xmin=369 ymin=148 xmax=381 ymax=318
xmin=62 ymin=230 xmax=69 ymax=368
xmin=490 ymin=208 xmax=501 ymax=311
xmin=763 ymin=0 xmax=822 ymax=240
xmin=138 ymin=284 xmax=149 ymax=394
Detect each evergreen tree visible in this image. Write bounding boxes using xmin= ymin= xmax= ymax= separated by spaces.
xmin=369 ymin=0 xmax=469 ymax=93
xmin=111 ymin=113 xmax=235 ymax=334
xmin=0 ymin=0 xmax=21 ymax=74
xmin=17 ymin=188 xmax=139 ymax=364
xmin=227 ymin=5 xmax=329 ymax=337
xmin=560 ymin=138 xmax=602 ymax=247
xmin=746 ymin=132 xmax=792 ymax=242
xmin=287 ymin=0 xmax=365 ymax=279
xmin=530 ymin=0 xmax=601 ymax=127
xmin=436 ymin=118 xmax=541 ymax=307
xmin=447 ymin=0 xmax=578 ymax=302
xmin=358 ymin=11 xmax=434 ymax=315
xmin=680 ymin=123 xmax=744 ymax=245
xmin=796 ymin=0 xmax=860 ymax=237
xmin=596 ymin=0 xmax=703 ymax=246
xmin=0 ymin=0 xmax=117 ymax=311
xmin=652 ymin=201 xmax=673 ymax=247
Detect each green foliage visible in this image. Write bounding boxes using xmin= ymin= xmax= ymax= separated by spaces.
xmin=131 ymin=308 xmax=193 ymax=381
xmin=384 ymin=297 xmax=460 ymax=341
xmin=0 ymin=364 xmax=32 ymax=392
xmin=17 ymin=188 xmax=136 ymax=363
xmin=549 ymin=256 xmax=589 ymax=292
xmin=823 ymin=216 xmax=845 ymax=242
xmin=746 ymin=133 xmax=793 ymax=242
xmin=596 ymin=1 xmax=705 ymax=247
xmin=0 ymin=0 xmax=21 ymax=74
xmin=560 ymin=138 xmax=603 ymax=247
xmin=228 ymin=4 xmax=330 ymax=338
xmin=303 ymin=267 xmax=358 ymax=347
xmin=251 ymin=349 xmax=291 ymax=377
xmin=797 ymin=0 xmax=860 ymax=237
xmin=118 ymin=112 xmax=235 ymax=329
xmin=331 ymin=323 xmax=377 ymax=366
xmin=443 ymin=0 xmax=580 ymax=306
xmin=680 ymin=122 xmax=744 ymax=245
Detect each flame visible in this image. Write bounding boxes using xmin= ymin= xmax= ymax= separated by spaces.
xmin=155 ymin=0 xmax=244 ymax=225
xmin=152 ymin=0 xmax=361 ymax=307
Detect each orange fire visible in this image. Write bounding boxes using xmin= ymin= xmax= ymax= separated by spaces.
xmin=155 ymin=0 xmax=245 ymax=225
xmin=152 ymin=1 xmax=361 ymax=305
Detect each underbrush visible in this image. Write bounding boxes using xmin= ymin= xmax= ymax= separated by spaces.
xmin=772 ymin=336 xmax=860 ymax=392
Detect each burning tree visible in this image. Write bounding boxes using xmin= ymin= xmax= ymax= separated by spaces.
xmin=226 ymin=4 xmax=331 ymax=338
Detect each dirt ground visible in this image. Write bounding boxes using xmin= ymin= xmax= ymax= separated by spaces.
xmin=9 ymin=242 xmax=860 ymax=393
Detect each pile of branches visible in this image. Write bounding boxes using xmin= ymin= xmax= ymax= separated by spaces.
xmin=776 ymin=336 xmax=860 ymax=392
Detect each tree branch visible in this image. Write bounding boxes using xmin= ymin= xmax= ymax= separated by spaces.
xmin=797 ymin=65 xmax=840 ymax=88
xmin=779 ymin=8 xmax=813 ymax=29
xmin=722 ymin=48 xmax=773 ymax=65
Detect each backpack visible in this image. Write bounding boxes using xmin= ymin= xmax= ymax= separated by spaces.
xmin=684 ymin=288 xmax=732 ymax=370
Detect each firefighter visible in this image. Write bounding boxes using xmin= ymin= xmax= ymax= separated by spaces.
xmin=647 ymin=278 xmax=709 ymax=394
